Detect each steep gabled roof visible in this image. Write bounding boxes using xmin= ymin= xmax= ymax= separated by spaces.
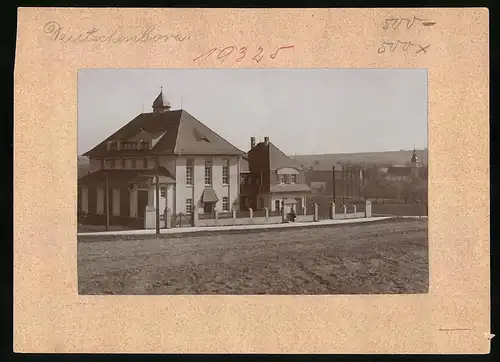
xmin=173 ymin=111 xmax=244 ymax=155
xmin=269 ymin=142 xmax=301 ymax=170
xmin=249 ymin=141 xmax=302 ymax=171
xmin=83 ymin=110 xmax=245 ymax=157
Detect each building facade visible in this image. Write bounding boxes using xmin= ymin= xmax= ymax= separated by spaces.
xmin=78 ymin=89 xmax=245 ymax=227
xmin=240 ymin=137 xmax=312 ymax=215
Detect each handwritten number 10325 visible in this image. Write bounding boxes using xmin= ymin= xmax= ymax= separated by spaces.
xmin=193 ymin=45 xmax=294 ymax=64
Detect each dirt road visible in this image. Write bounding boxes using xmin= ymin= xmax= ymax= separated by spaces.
xmin=78 ymin=218 xmax=428 ymax=295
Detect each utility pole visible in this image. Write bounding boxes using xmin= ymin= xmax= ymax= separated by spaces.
xmin=342 ymin=164 xmax=345 ymax=205
xmin=155 ymin=174 xmax=160 ymax=235
xmin=332 ymin=165 xmax=336 ymax=204
xmin=105 ymin=173 xmax=110 ymax=231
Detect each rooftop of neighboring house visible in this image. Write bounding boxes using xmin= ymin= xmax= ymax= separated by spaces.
xmin=247 ymin=137 xmax=303 ymax=171
xmin=83 ymin=89 xmax=245 ymax=158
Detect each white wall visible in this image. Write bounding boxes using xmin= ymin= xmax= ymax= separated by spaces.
xmin=174 ymin=156 xmax=240 ymax=215
xmin=148 ymin=184 xmax=173 ymax=213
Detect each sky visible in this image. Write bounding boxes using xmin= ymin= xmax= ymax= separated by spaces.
xmin=78 ymin=69 xmax=428 ymax=156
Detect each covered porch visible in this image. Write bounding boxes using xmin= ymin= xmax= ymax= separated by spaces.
xmin=77 ymin=167 xmax=176 ymax=229
xmin=128 ymin=167 xmax=176 ymax=229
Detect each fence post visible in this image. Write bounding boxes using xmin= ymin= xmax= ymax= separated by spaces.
xmin=249 ymin=208 xmax=253 ymax=219
xmin=303 ymin=206 xmax=307 ymax=216
xmin=313 ymin=203 xmax=319 ymax=221
xmin=365 ymin=199 xmax=372 ymax=218
xmin=232 ymin=208 xmax=236 ymax=219
xmin=343 ymin=204 xmax=347 ymax=215
xmin=264 ymin=207 xmax=269 ymax=219
xmin=214 ymin=209 xmax=219 ymax=220
xmin=330 ymin=202 xmax=335 ymax=219
xmin=353 ymin=205 xmax=357 ymax=214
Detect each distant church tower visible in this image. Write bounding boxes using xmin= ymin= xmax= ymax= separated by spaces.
xmin=152 ymin=87 xmax=171 ymax=113
xmin=410 ymin=147 xmax=420 ymax=178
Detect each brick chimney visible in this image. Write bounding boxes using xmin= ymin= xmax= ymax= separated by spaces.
xmin=264 ymin=136 xmax=269 ymax=145
xmin=250 ymin=137 xmax=256 ymax=149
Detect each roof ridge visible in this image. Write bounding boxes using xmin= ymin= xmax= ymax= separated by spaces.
xmin=172 ymin=110 xmax=184 ymax=154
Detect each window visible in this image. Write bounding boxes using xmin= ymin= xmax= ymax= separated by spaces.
xmin=275 ymin=200 xmax=281 ymax=211
xmin=204 ymin=160 xmax=212 ymax=185
xmin=186 ymin=198 xmax=193 ymax=214
xmin=121 ymin=159 xmax=126 ymax=168
xmin=279 ymin=175 xmax=285 ymax=184
xmin=222 ymin=197 xmax=229 ymax=211
xmin=160 ymin=187 xmax=166 ymax=198
xmin=222 ymin=160 xmax=229 ymax=184
xmin=104 ymin=159 xmax=113 ymax=169
xmin=144 ymin=158 xmax=148 ymax=169
xmin=186 ymin=159 xmax=193 ymax=185
xmin=240 ymin=175 xmax=245 ymax=184
xmin=132 ymin=159 xmax=137 ymax=168
xmin=290 ymin=175 xmax=297 ymax=184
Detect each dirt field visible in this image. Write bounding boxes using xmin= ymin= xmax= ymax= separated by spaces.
xmin=78 ymin=218 xmax=428 ymax=295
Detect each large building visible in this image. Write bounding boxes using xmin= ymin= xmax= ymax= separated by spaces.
xmin=240 ymin=137 xmax=312 ymax=214
xmin=78 ymin=89 xmax=245 ymax=227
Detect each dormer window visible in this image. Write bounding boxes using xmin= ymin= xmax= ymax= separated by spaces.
xmin=194 ymin=128 xmax=210 ymax=142
xmin=290 ymin=175 xmax=297 ymax=184
xmin=280 ymin=175 xmax=285 ymax=184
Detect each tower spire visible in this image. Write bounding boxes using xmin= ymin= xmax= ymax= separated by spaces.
xmin=152 ymin=86 xmax=171 ymax=113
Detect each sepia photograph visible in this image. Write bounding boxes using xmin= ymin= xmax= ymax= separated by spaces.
xmin=77 ymin=68 xmax=429 ymax=295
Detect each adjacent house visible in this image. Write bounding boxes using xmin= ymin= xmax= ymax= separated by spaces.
xmin=78 ymin=88 xmax=245 ymax=227
xmin=241 ymin=136 xmax=312 ymax=215
xmin=304 ymin=162 xmax=364 ymax=200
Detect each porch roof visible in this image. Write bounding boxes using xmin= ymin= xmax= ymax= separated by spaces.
xmin=78 ymin=169 xmax=142 ymax=188
xmin=270 ymin=183 xmax=312 ymax=193
xmin=77 ymin=167 xmax=175 ymax=188
xmin=129 ymin=166 xmax=176 ymax=184
xmin=201 ymin=187 xmax=219 ymax=203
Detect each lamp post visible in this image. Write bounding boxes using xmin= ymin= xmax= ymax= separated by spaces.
xmin=155 ymin=174 xmax=160 ymax=235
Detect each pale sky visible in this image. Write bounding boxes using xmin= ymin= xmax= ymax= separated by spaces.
xmin=78 ymin=69 xmax=427 ymax=156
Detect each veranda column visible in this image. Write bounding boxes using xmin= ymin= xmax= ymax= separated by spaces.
xmin=81 ymin=187 xmax=88 ymax=214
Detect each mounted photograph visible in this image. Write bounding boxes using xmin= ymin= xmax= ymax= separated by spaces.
xmin=77 ymin=68 xmax=428 ymax=295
